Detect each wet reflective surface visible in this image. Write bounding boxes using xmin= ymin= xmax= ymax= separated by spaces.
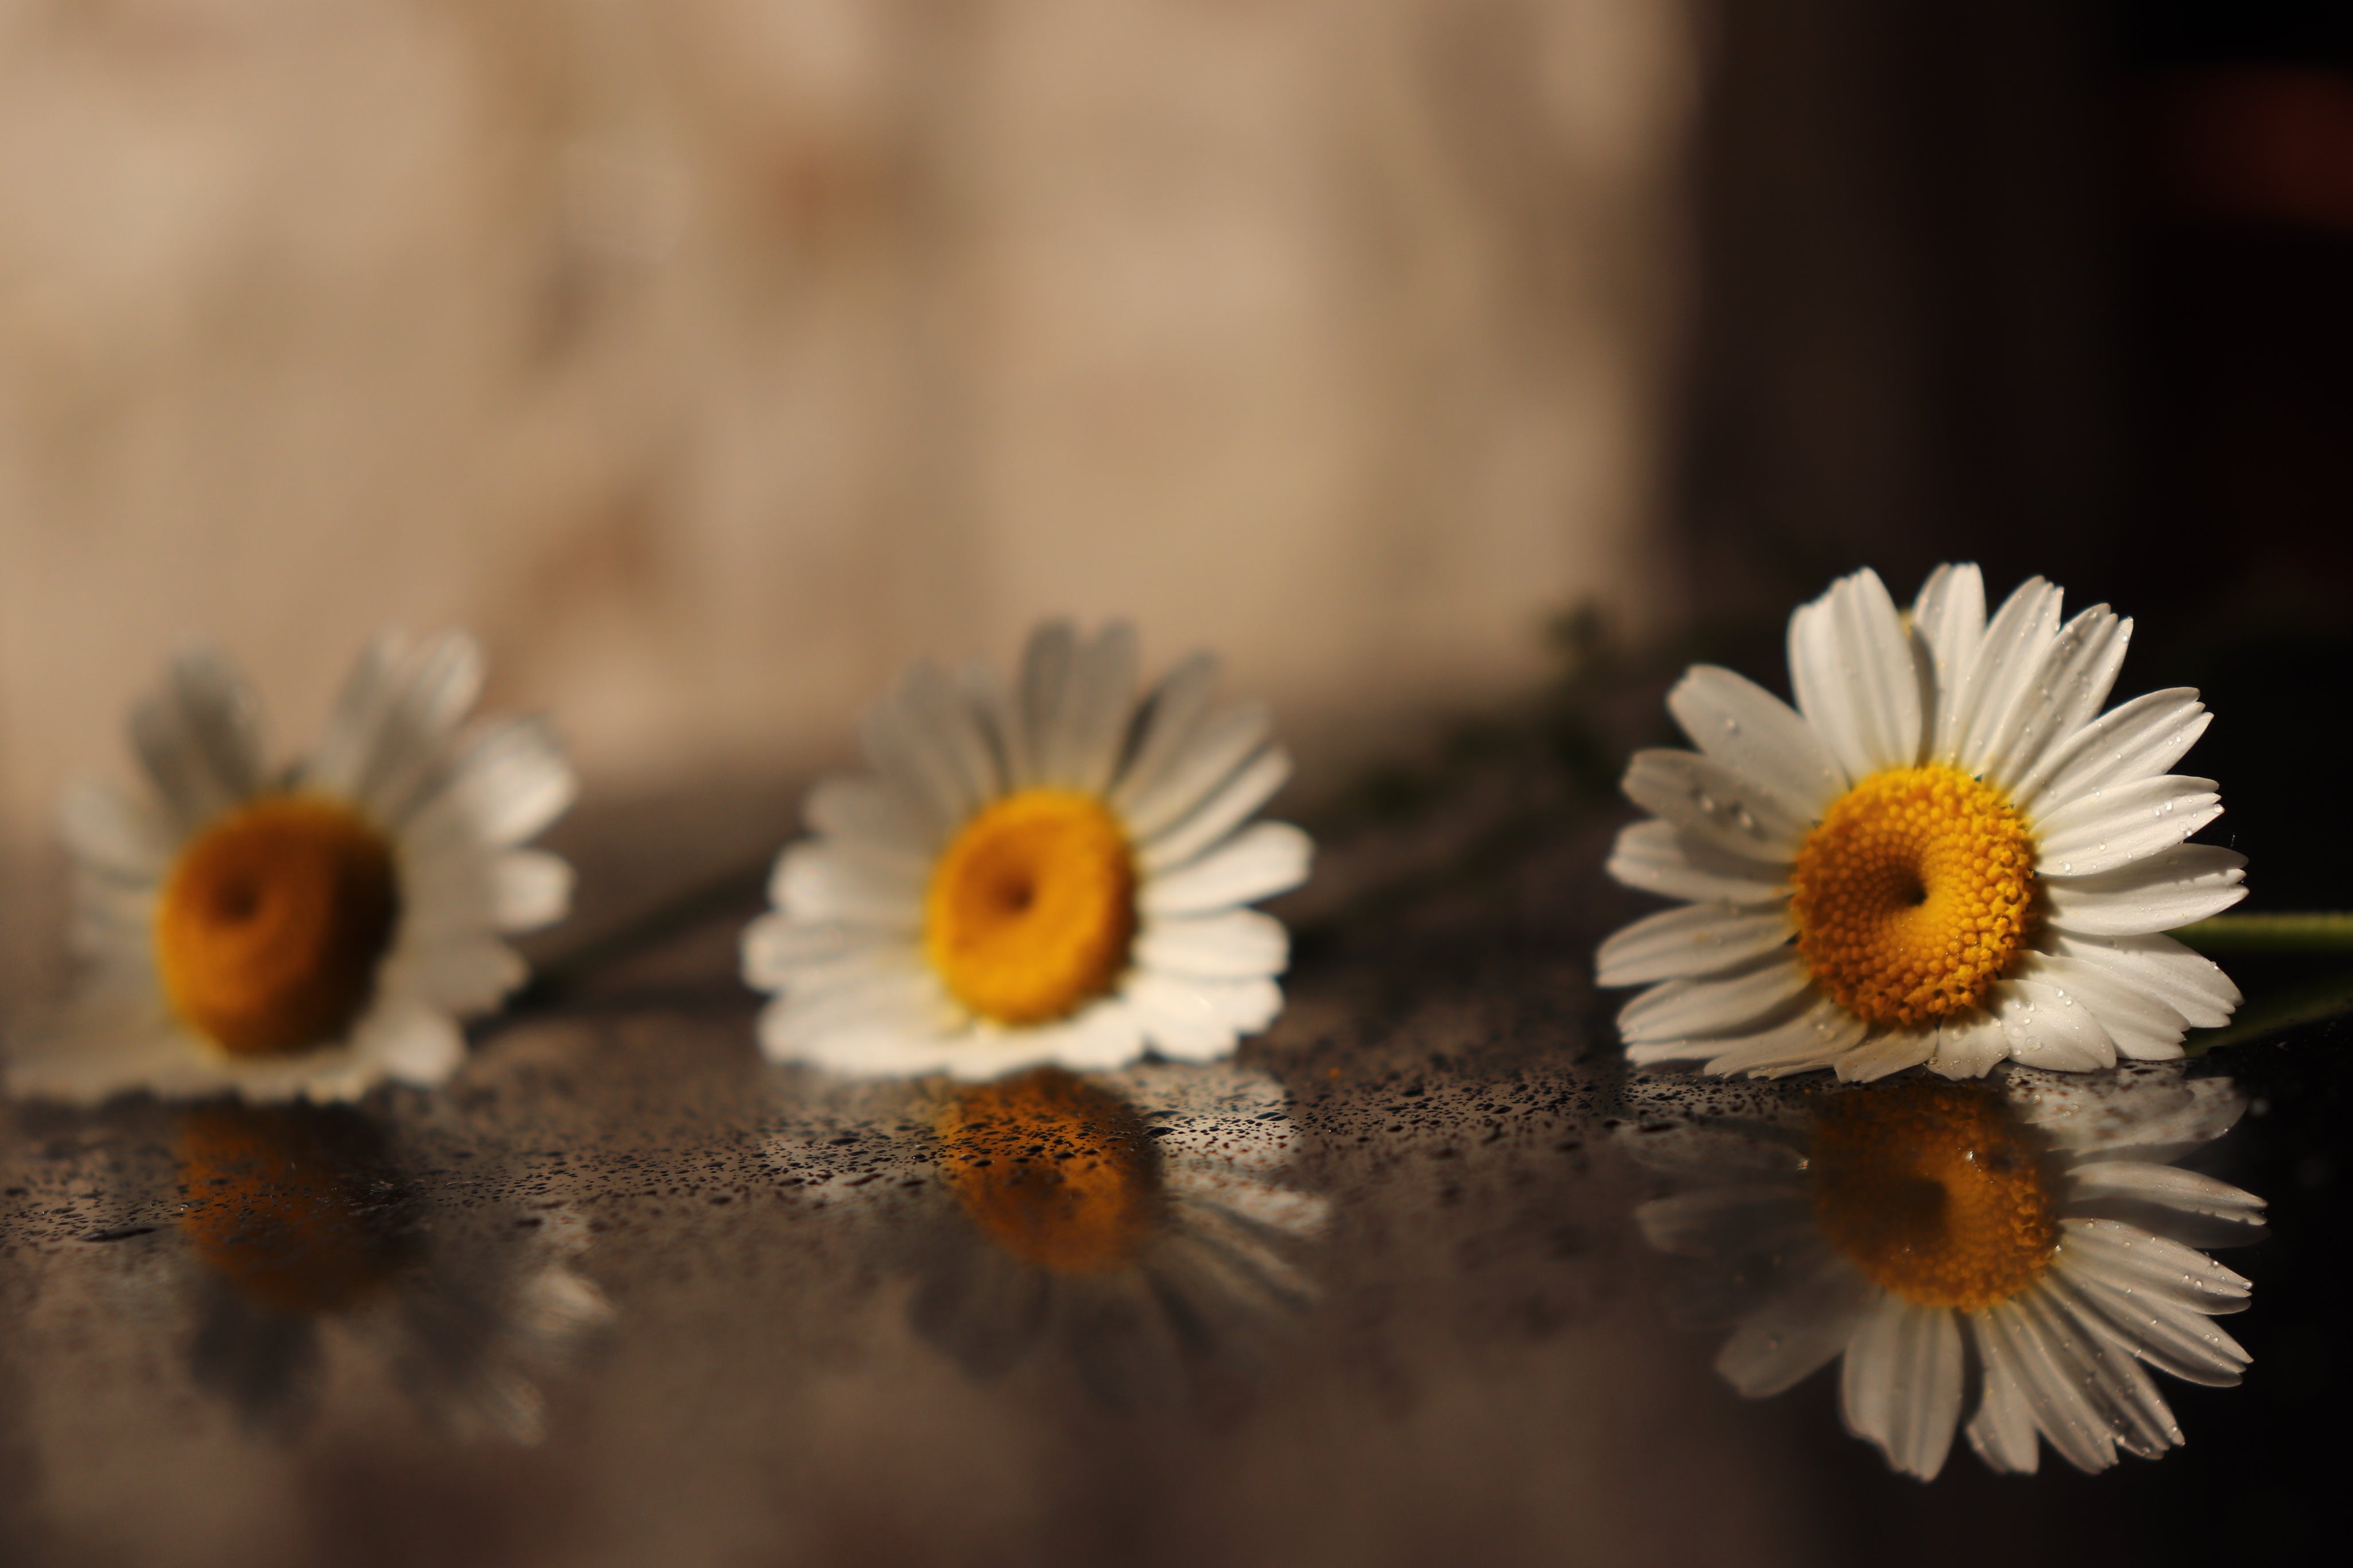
xmin=2 ymin=773 xmax=2347 ymax=1567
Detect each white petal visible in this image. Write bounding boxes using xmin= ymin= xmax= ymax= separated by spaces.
xmin=490 ymin=849 xmax=573 ymax=933
xmin=1137 ymin=745 xmax=1291 ymax=871
xmin=1140 ymin=822 xmax=1310 ymax=915
xmin=1621 ymin=749 xmax=1810 ymax=863
xmin=1910 ymin=563 xmax=1986 ymax=758
xmin=57 ymin=780 xmax=176 ymax=881
xmin=352 ymin=995 xmax=467 ymax=1088
xmin=1949 ymin=578 xmax=2063 ymax=776
xmin=390 ymin=936 xmax=529 ymax=1014
xmin=1715 ymin=1251 xmax=1874 ymax=1397
xmin=1618 ymin=958 xmax=1815 ymax=1046
xmin=1109 ymin=652 xmax=1221 ymax=810
xmin=1979 ymin=1296 xmax=2116 ymax=1473
xmin=1008 ymin=620 xmax=1077 ymax=787
xmin=1595 ymin=902 xmax=1795 ymax=986
xmin=132 ymin=647 xmax=267 ymax=827
xmin=421 ymin=717 xmax=577 ymax=848
xmin=861 ymin=679 xmax=984 ymax=828
xmin=2044 ymin=931 xmax=2240 ymax=1029
xmin=772 ymin=841 xmax=927 ymax=931
xmin=2018 ymin=688 xmax=2210 ymax=817
xmin=2064 ymin=1165 xmax=2266 ymax=1234
xmin=1832 ymin=1029 xmax=1936 ymax=1083
xmin=1788 ymin=569 xmax=1923 ymax=779
xmin=803 ymin=776 xmax=938 ymax=858
xmin=883 ymin=661 xmax=1004 ymax=819
xmin=2034 ymin=775 xmax=2221 ymax=879
xmin=1926 ymin=1011 xmax=2011 ymax=1077
xmin=740 ymin=915 xmax=911 ymax=991
xmin=1965 ymin=1313 xmax=2043 ymax=1473
xmin=1667 ymin=665 xmax=1846 ymax=816
xmin=1975 ymin=606 xmax=2131 ymax=793
xmin=337 ymin=633 xmax=488 ymax=824
xmin=1841 ymin=1296 xmax=1963 ymax=1480
xmin=2040 ymin=846 xmax=2246 ymax=936
xmin=1121 ymin=972 xmax=1244 ymax=1061
xmin=760 ymin=970 xmax=954 ymax=1068
xmin=1120 ymin=702 xmax=1275 ymax=842
xmin=1132 ymin=909 xmax=1288 ymax=980
xmin=1604 ymin=820 xmax=1787 ymax=905
xmin=1050 ymin=622 xmax=1140 ymax=795
xmin=1989 ymin=977 xmax=2117 ymax=1071
xmin=1671 ymin=995 xmax=1867 ymax=1076
xmin=2016 ymin=951 xmax=2189 ymax=1060
xmin=2020 ymin=1071 xmax=2247 ymax=1157
xmin=2022 ymin=1282 xmax=2179 ymax=1461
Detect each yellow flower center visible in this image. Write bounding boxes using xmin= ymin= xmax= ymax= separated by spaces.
xmin=935 ymin=1068 xmax=1162 ymax=1274
xmin=1788 ymin=765 xmax=2036 ymax=1028
xmin=924 ymin=789 xmax=1137 ymax=1026
xmin=177 ymin=1104 xmax=418 ymax=1315
xmin=1808 ymin=1079 xmax=2057 ymax=1311
xmin=156 ymin=795 xmax=401 ymax=1058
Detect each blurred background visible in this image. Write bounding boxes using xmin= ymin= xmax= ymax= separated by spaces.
xmin=5 ymin=0 xmax=2351 ymax=946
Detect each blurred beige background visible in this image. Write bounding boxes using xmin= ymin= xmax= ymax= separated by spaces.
xmin=0 ymin=0 xmax=1693 ymax=972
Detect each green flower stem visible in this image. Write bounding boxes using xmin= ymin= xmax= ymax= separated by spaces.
xmin=2171 ymin=911 xmax=2353 ymax=954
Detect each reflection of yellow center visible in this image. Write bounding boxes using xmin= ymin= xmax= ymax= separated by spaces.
xmin=1809 ymin=1080 xmax=2057 ymax=1311
xmin=176 ymin=1104 xmax=417 ymax=1314
xmin=937 ymin=1068 xmax=1162 ymax=1273
xmin=1789 ymin=766 xmax=2036 ymax=1028
xmin=156 ymin=795 xmax=400 ymax=1057
xmin=925 ymin=789 xmax=1136 ymax=1025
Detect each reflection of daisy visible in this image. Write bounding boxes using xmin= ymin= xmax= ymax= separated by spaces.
xmin=743 ymin=621 xmax=1311 ymax=1079
xmin=772 ymin=1063 xmax=1329 ymax=1400
xmin=1626 ymin=1067 xmax=2264 ymax=1478
xmin=177 ymin=1102 xmax=612 ymax=1441
xmin=1599 ymin=564 xmax=2245 ymax=1080
xmin=10 ymin=635 xmax=576 ymax=1102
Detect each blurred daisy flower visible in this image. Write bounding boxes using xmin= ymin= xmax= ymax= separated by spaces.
xmin=1625 ymin=1067 xmax=2263 ymax=1478
xmin=174 ymin=1102 xmax=612 ymax=1441
xmin=1600 ymin=565 xmax=2245 ymax=1080
xmin=9 ymin=635 xmax=576 ymax=1103
xmin=743 ymin=621 xmax=1310 ymax=1079
xmin=771 ymin=1062 xmax=1329 ymax=1402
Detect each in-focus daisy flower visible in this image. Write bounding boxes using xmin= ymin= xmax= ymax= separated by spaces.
xmin=771 ymin=1062 xmax=1329 ymax=1401
xmin=10 ymin=635 xmax=576 ymax=1103
xmin=173 ymin=1102 xmax=612 ymax=1441
xmin=1624 ymin=1066 xmax=2264 ymax=1478
xmin=743 ymin=621 xmax=1311 ymax=1079
xmin=1599 ymin=564 xmax=2245 ymax=1079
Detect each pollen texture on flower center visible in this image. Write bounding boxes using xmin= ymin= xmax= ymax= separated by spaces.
xmin=1808 ymin=1079 xmax=2058 ymax=1311
xmin=936 ymin=1068 xmax=1162 ymax=1273
xmin=1789 ymin=765 xmax=2036 ymax=1028
xmin=156 ymin=795 xmax=401 ymax=1058
xmin=925 ymin=789 xmax=1137 ymax=1025
xmin=176 ymin=1103 xmax=418 ymax=1314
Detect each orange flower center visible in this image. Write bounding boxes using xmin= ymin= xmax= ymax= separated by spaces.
xmin=1789 ymin=765 xmax=2036 ymax=1028
xmin=1808 ymin=1079 xmax=2058 ymax=1310
xmin=924 ymin=790 xmax=1136 ymax=1025
xmin=156 ymin=795 xmax=400 ymax=1057
xmin=176 ymin=1103 xmax=417 ymax=1314
xmin=935 ymin=1068 xmax=1162 ymax=1273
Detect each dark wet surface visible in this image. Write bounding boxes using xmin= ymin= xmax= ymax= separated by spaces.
xmin=4 ymin=664 xmax=2350 ymax=1568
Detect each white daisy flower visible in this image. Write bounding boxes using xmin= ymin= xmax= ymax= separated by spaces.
xmin=742 ymin=621 xmax=1312 ymax=1080
xmin=1598 ymin=563 xmax=2246 ymax=1080
xmin=173 ymin=1102 xmax=613 ymax=1442
xmin=771 ymin=1062 xmax=1330 ymax=1400
xmin=9 ymin=634 xmax=577 ymax=1103
xmin=1625 ymin=1066 xmax=2265 ymax=1479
